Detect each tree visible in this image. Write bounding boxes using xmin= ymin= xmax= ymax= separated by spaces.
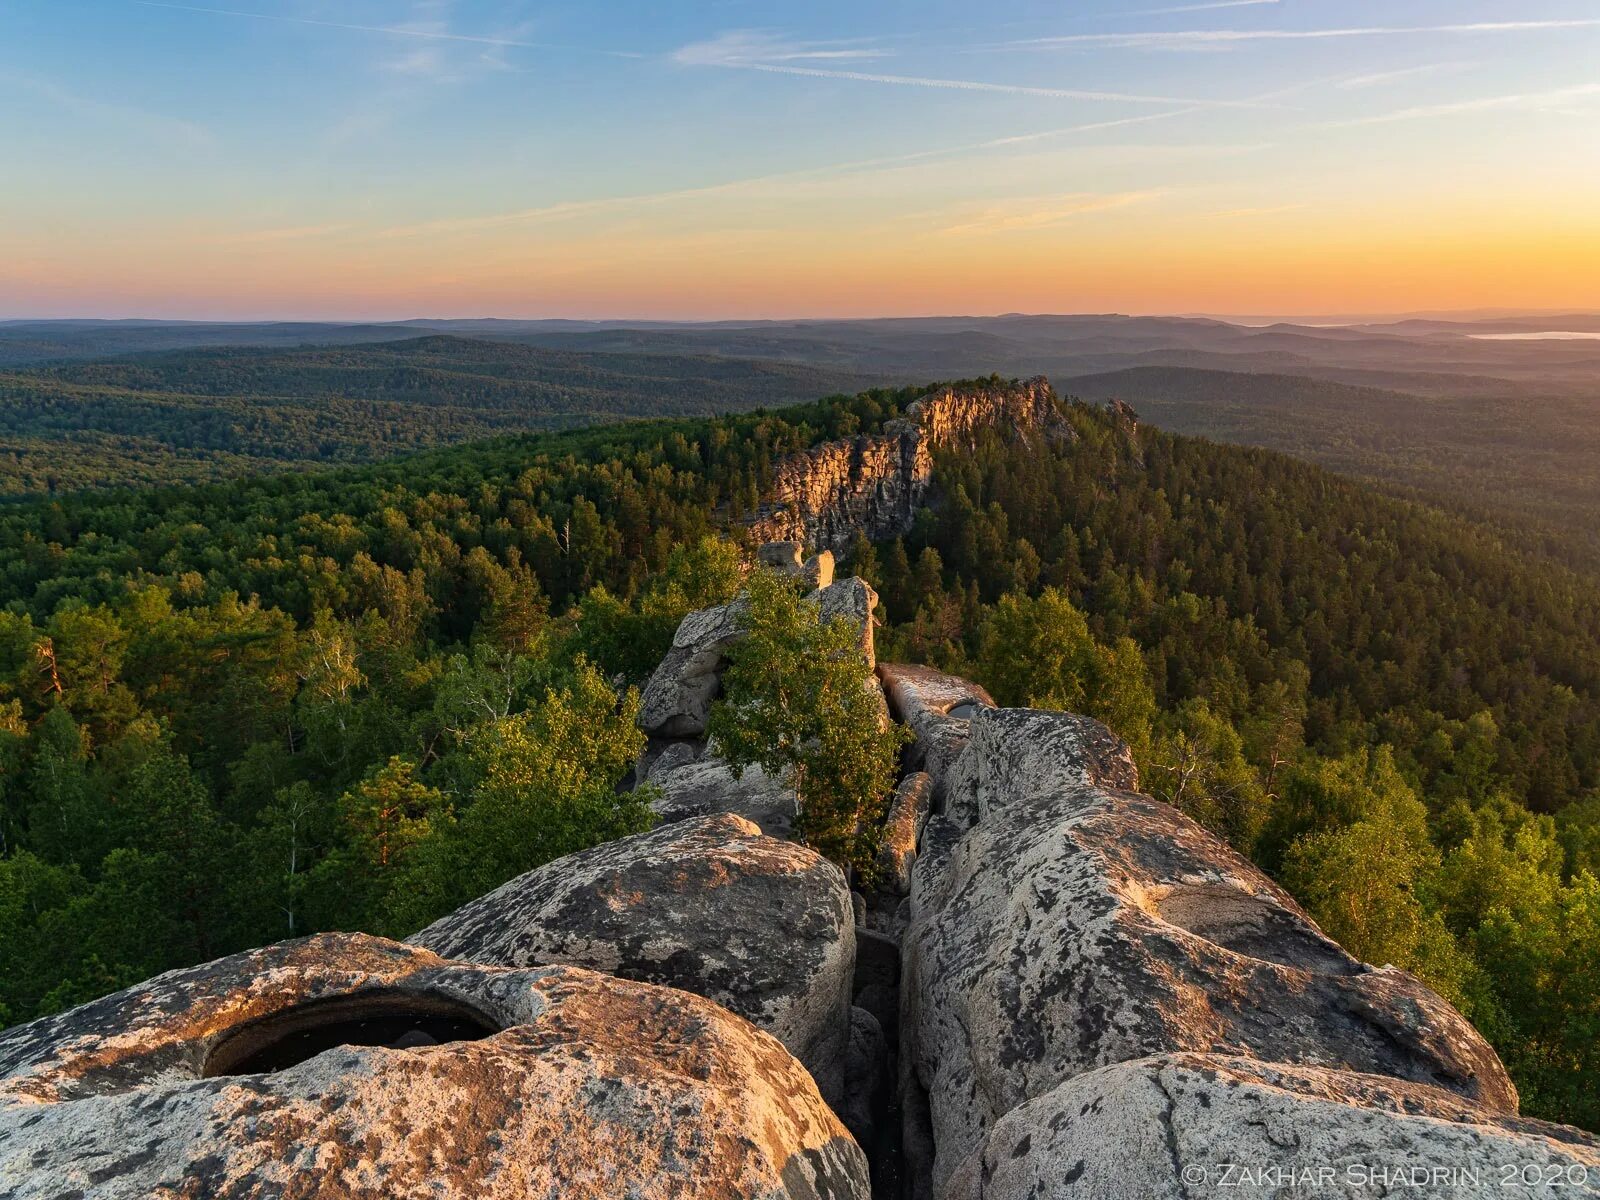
xmin=710 ymin=570 xmax=909 ymax=875
xmin=383 ymin=663 xmax=651 ymax=932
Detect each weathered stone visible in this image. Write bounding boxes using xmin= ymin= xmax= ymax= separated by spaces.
xmin=802 ymin=550 xmax=835 ymax=590
xmin=943 ymin=1053 xmax=1600 ymax=1200
xmin=413 ymin=814 xmax=855 ymax=1105
xmin=879 ymin=771 xmax=933 ymax=894
xmin=903 ymin=707 xmax=1518 ymax=1193
xmin=637 ymin=596 xmax=748 ymax=737
xmin=0 ymin=933 xmax=869 ymax=1200
xmin=810 ymin=575 xmax=878 ymax=670
xmin=649 ymin=747 xmax=798 ymax=838
xmin=750 ymin=379 xmax=1070 ymax=553
xmin=877 ymin=664 xmax=995 ymax=813
xmin=840 ymin=1006 xmax=890 ymax=1154
xmin=640 ymin=737 xmax=698 ymax=782
xmin=758 ymin=541 xmax=805 ymax=571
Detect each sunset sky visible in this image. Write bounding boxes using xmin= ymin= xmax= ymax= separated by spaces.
xmin=4 ymin=1 xmax=1599 ymax=319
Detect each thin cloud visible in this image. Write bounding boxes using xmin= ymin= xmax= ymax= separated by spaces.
xmin=1335 ymin=62 xmax=1475 ymax=90
xmin=940 ymin=191 xmax=1163 ymax=236
xmin=1333 ymin=81 xmax=1600 ymax=125
xmin=1128 ymin=0 xmax=1279 ymax=14
xmin=674 ymin=31 xmax=891 ymax=65
xmin=375 ymin=113 xmax=1264 ymax=240
xmin=1002 ymin=19 xmax=1600 ymax=51
xmin=0 ymin=68 xmax=212 ymax=149
xmin=675 ymin=32 xmax=1270 ymax=107
xmin=132 ymin=2 xmax=643 ymax=58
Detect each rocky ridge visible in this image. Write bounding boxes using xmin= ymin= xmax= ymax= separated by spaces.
xmin=2 ymin=385 xmax=1596 ymax=1198
xmin=749 ymin=378 xmax=1069 ymax=553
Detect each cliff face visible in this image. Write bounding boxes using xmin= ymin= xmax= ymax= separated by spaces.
xmin=749 ymin=377 xmax=1070 ymax=553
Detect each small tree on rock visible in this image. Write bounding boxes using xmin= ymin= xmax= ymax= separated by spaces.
xmin=710 ymin=570 xmax=909 ymax=876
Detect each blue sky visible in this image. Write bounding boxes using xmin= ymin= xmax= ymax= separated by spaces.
xmin=3 ymin=1 xmax=1598 ymax=318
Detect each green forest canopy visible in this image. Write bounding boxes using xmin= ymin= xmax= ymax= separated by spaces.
xmin=1 ymin=381 xmax=1597 ymax=1128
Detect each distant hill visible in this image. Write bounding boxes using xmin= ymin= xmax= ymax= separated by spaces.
xmin=1060 ymin=366 xmax=1600 ymax=570
xmin=0 ymin=336 xmax=888 ymax=497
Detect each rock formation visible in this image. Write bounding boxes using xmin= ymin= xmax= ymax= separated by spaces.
xmin=648 ymin=743 xmax=799 ymax=837
xmin=4 ymin=494 xmax=1595 ymax=1198
xmin=411 ymin=813 xmax=855 ymax=1105
xmin=897 ymin=698 xmax=1586 ymax=1199
xmin=0 ymin=933 xmax=869 ymax=1200
xmin=750 ymin=378 xmax=1070 ymax=552
xmin=943 ymin=1054 xmax=1599 ymax=1200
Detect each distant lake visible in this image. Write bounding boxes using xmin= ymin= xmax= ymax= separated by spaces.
xmin=1469 ymin=332 xmax=1600 ymax=340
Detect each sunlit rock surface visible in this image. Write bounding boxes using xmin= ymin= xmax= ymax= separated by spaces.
xmin=0 ymin=933 xmax=870 ymax=1200
xmin=412 ymin=813 xmax=855 ymax=1105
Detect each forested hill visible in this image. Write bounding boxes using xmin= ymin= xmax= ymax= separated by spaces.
xmin=1 ymin=381 xmax=1598 ymax=1125
xmin=0 ymin=335 xmax=884 ymax=497
xmin=1064 ymin=365 xmax=1600 ymax=570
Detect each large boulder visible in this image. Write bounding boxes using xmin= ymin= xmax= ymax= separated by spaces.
xmin=0 ymin=933 xmax=870 ymax=1200
xmin=648 ymin=743 xmax=799 ymax=838
xmin=811 ymin=576 xmax=878 ymax=670
xmin=944 ymin=1053 xmax=1600 ymax=1200
xmin=412 ymin=813 xmax=855 ymax=1105
xmin=876 ymin=665 xmax=994 ymax=811
xmin=637 ymin=596 xmax=748 ymax=737
xmin=903 ymin=707 xmax=1518 ymax=1193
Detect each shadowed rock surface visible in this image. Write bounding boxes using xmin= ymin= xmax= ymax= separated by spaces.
xmin=943 ymin=1054 xmax=1600 ymax=1200
xmin=412 ymin=813 xmax=855 ymax=1104
xmin=903 ymin=705 xmax=1519 ymax=1194
xmin=0 ymin=933 xmax=870 ymax=1200
xmin=637 ymin=595 xmax=748 ymax=737
xmin=812 ymin=575 xmax=880 ymax=670
xmin=649 ymin=745 xmax=799 ymax=838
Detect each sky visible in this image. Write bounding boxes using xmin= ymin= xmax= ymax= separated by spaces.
xmin=3 ymin=1 xmax=1599 ymax=320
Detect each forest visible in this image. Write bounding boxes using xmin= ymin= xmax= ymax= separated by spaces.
xmin=0 ymin=336 xmax=877 ymax=496
xmin=0 ymin=382 xmax=1596 ymax=1128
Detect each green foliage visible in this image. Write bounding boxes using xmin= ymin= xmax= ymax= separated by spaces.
xmin=2 ymin=380 xmax=1599 ymax=1130
xmin=0 ymin=337 xmax=879 ymax=497
xmin=709 ymin=571 xmax=909 ymax=875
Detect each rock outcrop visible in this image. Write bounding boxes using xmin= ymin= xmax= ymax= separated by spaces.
xmin=637 ymin=595 xmax=748 ymax=738
xmin=943 ymin=1054 xmax=1600 ymax=1200
xmin=901 ymin=700 xmax=1537 ymax=1198
xmin=648 ymin=743 xmax=799 ymax=837
xmin=639 ymin=573 xmax=880 ymax=739
xmin=878 ymin=770 xmax=932 ymax=895
xmin=750 ymin=379 xmax=1070 ymax=552
xmin=0 ymin=933 xmax=870 ymax=1200
xmin=413 ymin=813 xmax=855 ymax=1106
xmin=878 ymin=663 xmax=995 ymax=811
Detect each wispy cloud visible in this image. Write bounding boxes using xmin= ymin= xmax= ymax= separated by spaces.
xmin=1334 ymin=62 xmax=1475 ymax=90
xmin=1127 ymin=0 xmax=1279 ymax=15
xmin=1333 ymin=81 xmax=1600 ymax=125
xmin=133 ymin=1 xmax=642 ymax=58
xmin=1001 ymin=19 xmax=1600 ymax=51
xmin=940 ymin=191 xmax=1163 ymax=236
xmin=675 ymin=30 xmax=1269 ymax=106
xmin=673 ymin=31 xmax=890 ymax=65
xmin=0 ymin=68 xmax=212 ymax=149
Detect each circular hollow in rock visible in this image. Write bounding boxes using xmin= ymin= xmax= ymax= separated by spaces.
xmin=945 ymin=701 xmax=985 ymax=720
xmin=203 ymin=990 xmax=501 ymax=1077
xmin=1154 ymin=884 xmax=1360 ymax=976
